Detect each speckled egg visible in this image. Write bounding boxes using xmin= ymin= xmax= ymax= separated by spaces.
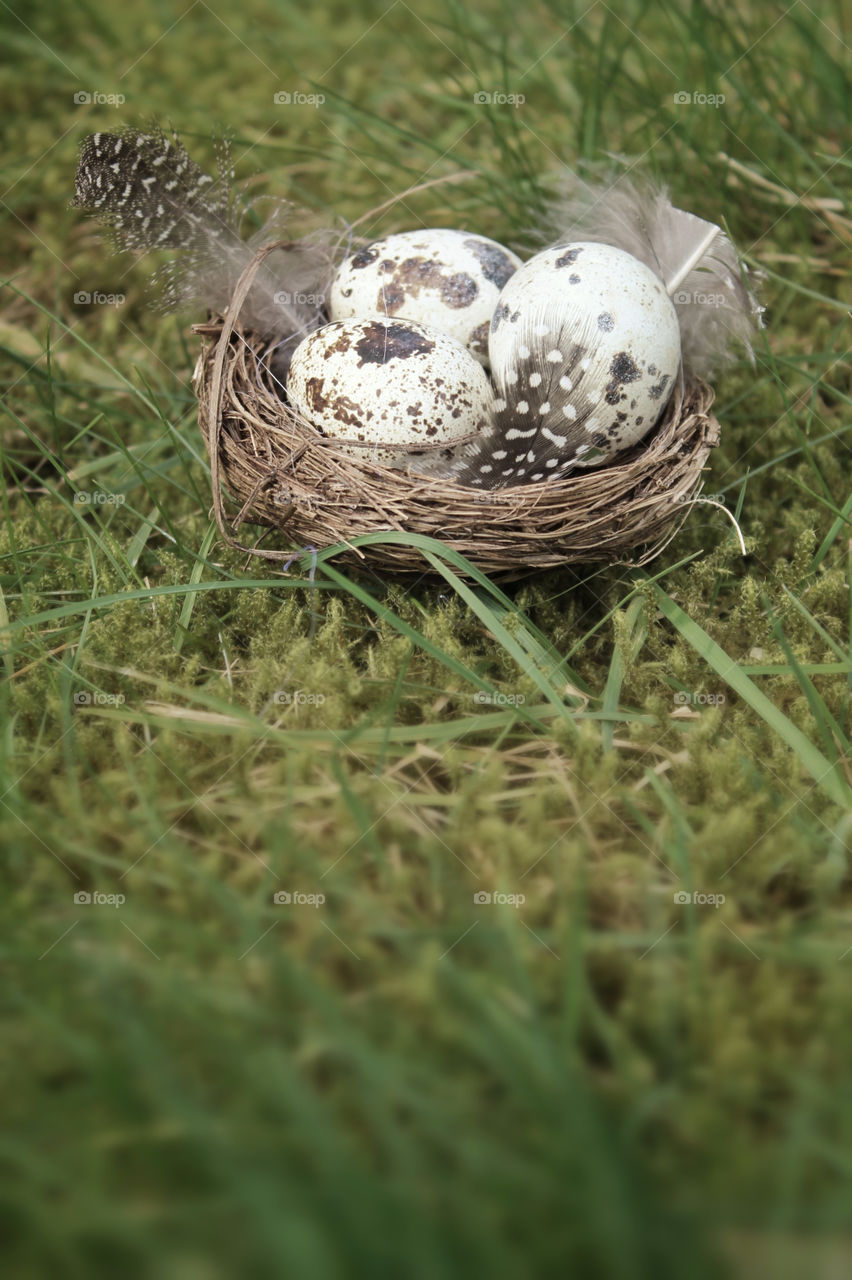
xmin=285 ymin=316 xmax=494 ymax=468
xmin=328 ymin=229 xmax=522 ymax=365
xmin=480 ymin=242 xmax=681 ymax=484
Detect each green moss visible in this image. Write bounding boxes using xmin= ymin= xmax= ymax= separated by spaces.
xmin=2 ymin=0 xmax=852 ymax=1275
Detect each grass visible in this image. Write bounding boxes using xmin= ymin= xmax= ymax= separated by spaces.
xmin=1 ymin=0 xmax=851 ymax=1275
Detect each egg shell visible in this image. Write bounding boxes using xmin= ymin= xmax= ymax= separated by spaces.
xmin=485 ymin=242 xmax=681 ymax=482
xmin=329 ymin=229 xmax=522 ymax=365
xmin=285 ymin=316 xmax=494 ymax=468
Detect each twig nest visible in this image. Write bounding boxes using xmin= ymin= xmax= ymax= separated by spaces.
xmin=193 ymin=309 xmax=722 ymax=581
xmin=69 ymin=130 xmax=754 ymax=578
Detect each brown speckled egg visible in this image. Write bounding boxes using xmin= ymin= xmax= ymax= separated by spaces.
xmin=285 ymin=317 xmax=494 ymax=468
xmin=328 ymin=229 xmax=522 ymax=365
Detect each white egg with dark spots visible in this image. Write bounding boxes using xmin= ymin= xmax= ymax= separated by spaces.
xmin=285 ymin=316 xmax=494 ymax=468
xmin=329 ymin=229 xmax=522 ymax=365
xmin=482 ymin=242 xmax=681 ymax=484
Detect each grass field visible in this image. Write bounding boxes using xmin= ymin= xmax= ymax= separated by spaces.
xmin=2 ymin=1 xmax=851 ymax=1276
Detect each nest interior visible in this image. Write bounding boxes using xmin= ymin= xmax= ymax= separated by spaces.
xmin=193 ymin=260 xmax=722 ymax=580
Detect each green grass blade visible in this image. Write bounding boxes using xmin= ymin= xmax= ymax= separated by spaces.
xmin=654 ymin=586 xmax=851 ymax=808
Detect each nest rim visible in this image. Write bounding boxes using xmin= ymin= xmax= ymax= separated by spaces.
xmin=193 ymin=240 xmax=722 ymax=580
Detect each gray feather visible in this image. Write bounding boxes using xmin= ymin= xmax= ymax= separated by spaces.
xmin=538 ymin=173 xmax=764 ymax=377
xmin=441 ymin=173 xmax=764 ymax=489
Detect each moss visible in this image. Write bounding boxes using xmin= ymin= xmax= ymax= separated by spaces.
xmin=2 ymin=0 xmax=852 ymax=1273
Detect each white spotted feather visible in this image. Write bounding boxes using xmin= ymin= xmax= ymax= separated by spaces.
xmin=71 ymin=127 xmax=338 ymax=353
xmin=446 ymin=176 xmax=762 ymax=488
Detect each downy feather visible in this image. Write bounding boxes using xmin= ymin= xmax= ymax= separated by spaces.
xmin=442 ymin=171 xmax=764 ymax=487
xmin=538 ymin=172 xmax=764 ymax=377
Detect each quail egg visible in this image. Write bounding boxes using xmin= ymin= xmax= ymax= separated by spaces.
xmin=286 ymin=316 xmax=494 ymax=468
xmin=329 ymin=229 xmax=522 ymax=365
xmin=483 ymin=241 xmax=681 ymax=482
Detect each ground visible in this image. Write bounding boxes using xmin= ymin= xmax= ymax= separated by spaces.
xmin=1 ymin=1 xmax=851 ymax=1277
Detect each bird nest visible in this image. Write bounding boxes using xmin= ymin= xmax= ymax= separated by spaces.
xmin=192 ymin=243 xmax=722 ymax=580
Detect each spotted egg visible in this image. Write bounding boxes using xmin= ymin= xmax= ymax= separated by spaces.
xmin=285 ymin=316 xmax=494 ymax=469
xmin=328 ymin=229 xmax=522 ymax=366
xmin=483 ymin=242 xmax=681 ymax=484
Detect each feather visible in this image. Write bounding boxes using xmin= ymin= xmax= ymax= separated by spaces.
xmin=71 ymin=127 xmax=340 ymax=350
xmin=441 ymin=171 xmax=764 ymax=488
xmin=537 ymin=172 xmax=764 ymax=377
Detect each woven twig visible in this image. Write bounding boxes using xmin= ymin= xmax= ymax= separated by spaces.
xmin=193 ymin=242 xmax=722 ymax=579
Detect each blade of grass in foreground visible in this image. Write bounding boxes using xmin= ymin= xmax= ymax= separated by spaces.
xmin=601 ymin=596 xmax=647 ymax=752
xmin=174 ymin=521 xmax=220 ymax=653
xmin=414 ymin=549 xmax=583 ymax=721
xmin=0 ymin=580 xmax=319 ymax=640
xmin=315 ymin=531 xmax=599 ymax=701
xmin=315 ymin=535 xmax=586 ymax=727
xmin=316 ymin=559 xmax=568 ymax=734
xmin=762 ymin=595 xmax=850 ymax=759
xmin=654 ymin=586 xmax=851 ymax=808
xmin=85 ymin=700 xmax=653 ymax=750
